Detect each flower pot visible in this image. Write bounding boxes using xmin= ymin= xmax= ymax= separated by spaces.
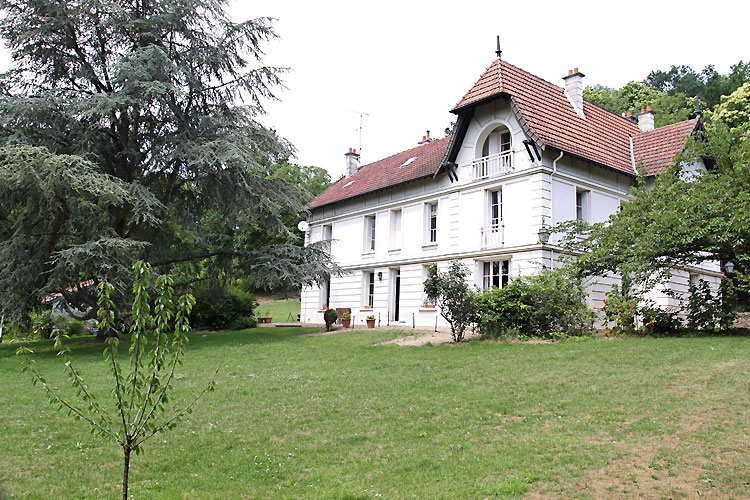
xmin=260 ymin=317 xmax=272 ymax=324
xmin=425 ymin=304 xmax=436 ymax=309
xmin=342 ymin=318 xmax=351 ymax=328
xmin=366 ymin=319 xmax=376 ymax=329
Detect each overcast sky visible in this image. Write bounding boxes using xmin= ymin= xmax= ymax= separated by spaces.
xmin=1 ymin=1 xmax=747 ymax=180
xmin=236 ymin=0 xmax=748 ymax=180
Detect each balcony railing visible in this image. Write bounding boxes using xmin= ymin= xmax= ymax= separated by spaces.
xmin=481 ymin=223 xmax=504 ymax=249
xmin=469 ymin=151 xmax=514 ymax=180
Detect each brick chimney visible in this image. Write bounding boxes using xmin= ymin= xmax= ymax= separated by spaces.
xmin=637 ymin=106 xmax=655 ymax=132
xmin=418 ymin=130 xmax=432 ymax=145
xmin=562 ymin=68 xmax=585 ymax=119
xmin=345 ymin=148 xmax=360 ymax=177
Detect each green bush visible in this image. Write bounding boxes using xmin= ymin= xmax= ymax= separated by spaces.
xmin=686 ymin=279 xmax=735 ymax=332
xmin=641 ymin=304 xmax=683 ymax=336
xmin=324 ymin=309 xmax=338 ymax=331
xmin=423 ymin=261 xmax=477 ymax=342
xmin=66 ymin=319 xmax=86 ymax=336
xmin=191 ymin=284 xmax=257 ymax=330
xmin=602 ymin=284 xmax=639 ymax=331
xmin=231 ymin=316 xmax=258 ymax=330
xmin=476 ymin=268 xmax=594 ymax=339
xmin=30 ymin=310 xmax=55 ymax=339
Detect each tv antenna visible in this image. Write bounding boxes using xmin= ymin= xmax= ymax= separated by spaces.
xmin=347 ymin=109 xmax=370 ymax=159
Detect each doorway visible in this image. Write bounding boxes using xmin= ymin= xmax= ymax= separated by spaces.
xmin=392 ymin=269 xmax=401 ymax=322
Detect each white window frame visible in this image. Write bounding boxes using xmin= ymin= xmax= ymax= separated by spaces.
xmin=364 ymin=215 xmax=376 ymax=253
xmin=422 ymin=264 xmax=437 ymax=305
xmin=389 ymin=208 xmax=402 ymax=251
xmin=482 ymin=260 xmax=510 ymax=289
xmin=488 ymin=188 xmax=502 ymax=229
xmin=424 ymin=202 xmax=438 ymax=245
xmin=576 ymin=189 xmax=590 ymax=222
xmin=363 ymin=271 xmax=375 ymax=307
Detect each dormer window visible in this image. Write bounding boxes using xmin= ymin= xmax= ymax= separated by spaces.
xmin=472 ymin=125 xmax=514 ymax=180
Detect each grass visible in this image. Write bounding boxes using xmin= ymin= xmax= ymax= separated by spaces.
xmin=0 ymin=329 xmax=748 ymax=499
xmin=256 ymin=297 xmax=300 ymax=323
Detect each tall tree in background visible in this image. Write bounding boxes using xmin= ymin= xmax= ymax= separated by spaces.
xmin=584 ymin=61 xmax=750 ymax=128
xmin=0 ymin=0 xmax=337 ymax=321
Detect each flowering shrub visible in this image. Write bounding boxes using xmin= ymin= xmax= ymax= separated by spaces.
xmin=686 ymin=279 xmax=735 ymax=332
xmin=602 ymin=284 xmax=639 ymax=331
xmin=640 ymin=302 xmax=682 ymax=336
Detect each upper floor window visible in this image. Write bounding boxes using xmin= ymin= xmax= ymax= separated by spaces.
xmin=482 ymin=126 xmax=511 ymax=157
xmin=488 ymin=189 xmax=502 ymax=228
xmin=426 ymin=202 xmax=438 ymax=243
xmin=322 ymin=224 xmax=332 ymax=253
xmin=482 ymin=260 xmax=509 ymax=289
xmin=364 ymin=215 xmax=376 ymax=252
xmin=576 ymin=189 xmax=590 ymax=222
xmin=389 ymin=209 xmax=402 ymax=250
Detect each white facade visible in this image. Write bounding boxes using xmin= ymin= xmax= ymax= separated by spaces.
xmin=301 ymin=100 xmax=722 ymax=327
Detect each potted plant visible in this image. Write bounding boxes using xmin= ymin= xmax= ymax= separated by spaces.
xmin=424 ymin=303 xmax=436 ymax=309
xmin=259 ymin=311 xmax=272 ymax=324
xmin=342 ymin=311 xmax=351 ymax=328
xmin=366 ymin=315 xmax=376 ymax=329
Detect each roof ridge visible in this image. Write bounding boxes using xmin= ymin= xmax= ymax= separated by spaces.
xmin=501 ymin=59 xmax=641 ymax=130
xmin=634 ymin=117 xmax=698 ymax=137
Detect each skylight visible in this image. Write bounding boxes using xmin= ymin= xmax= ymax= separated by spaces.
xmin=400 ymin=156 xmax=418 ymax=168
xmin=343 ymin=181 xmax=355 ymax=188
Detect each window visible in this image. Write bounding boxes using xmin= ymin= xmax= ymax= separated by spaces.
xmin=482 ymin=260 xmax=509 ymax=289
xmin=364 ymin=215 xmax=376 ymax=252
xmin=320 ymin=279 xmax=330 ymax=309
xmin=576 ymin=189 xmax=590 ymax=222
xmin=389 ymin=209 xmax=402 ymax=250
xmin=481 ymin=128 xmax=511 ymax=157
xmin=488 ymin=189 xmax=502 ymax=229
xmin=426 ymin=202 xmax=438 ymax=244
xmin=322 ymin=224 xmax=332 ymax=253
xmin=364 ymin=271 xmax=375 ymax=307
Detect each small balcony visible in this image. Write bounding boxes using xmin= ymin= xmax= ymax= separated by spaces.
xmin=481 ymin=223 xmax=504 ymax=249
xmin=469 ymin=151 xmax=514 ymax=180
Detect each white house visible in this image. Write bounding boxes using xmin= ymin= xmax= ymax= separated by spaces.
xmin=300 ymin=56 xmax=722 ymax=327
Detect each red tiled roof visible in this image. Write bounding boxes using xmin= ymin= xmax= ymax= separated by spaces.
xmin=307 ymin=136 xmax=451 ymax=210
xmin=632 ymin=119 xmax=699 ymax=174
xmin=453 ymin=59 xmax=643 ymax=174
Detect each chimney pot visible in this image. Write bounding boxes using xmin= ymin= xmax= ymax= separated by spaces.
xmin=646 ymin=105 xmax=652 ymax=111
xmin=574 ymin=67 xmax=579 ymax=73
xmin=426 ymin=130 xmax=430 ymax=140
xmin=568 ymin=69 xmax=573 ymax=75
xmin=626 ymin=110 xmax=632 ymax=117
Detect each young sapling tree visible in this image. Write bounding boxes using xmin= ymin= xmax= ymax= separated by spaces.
xmin=16 ymin=261 xmax=219 ymax=499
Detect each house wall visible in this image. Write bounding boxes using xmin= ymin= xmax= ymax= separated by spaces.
xmin=300 ymin=101 xmax=723 ymax=328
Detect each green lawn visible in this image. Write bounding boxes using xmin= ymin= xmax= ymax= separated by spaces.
xmin=256 ymin=297 xmax=301 ymax=323
xmin=1 ymin=329 xmax=748 ymax=499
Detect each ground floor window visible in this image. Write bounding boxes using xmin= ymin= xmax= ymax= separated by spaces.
xmin=364 ymin=271 xmax=375 ymax=306
xmin=482 ymin=260 xmax=509 ymax=289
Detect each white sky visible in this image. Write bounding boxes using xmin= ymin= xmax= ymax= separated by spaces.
xmin=1 ymin=0 xmax=747 ymax=180
xmin=238 ymin=0 xmax=749 ymax=180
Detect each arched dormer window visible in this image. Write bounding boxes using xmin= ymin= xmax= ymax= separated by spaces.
xmin=472 ymin=124 xmax=514 ymax=180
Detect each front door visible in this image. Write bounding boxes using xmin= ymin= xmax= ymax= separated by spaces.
xmin=393 ymin=270 xmax=401 ymax=322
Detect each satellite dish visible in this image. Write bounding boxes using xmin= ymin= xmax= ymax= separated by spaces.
xmin=297 ymin=221 xmax=309 ymax=232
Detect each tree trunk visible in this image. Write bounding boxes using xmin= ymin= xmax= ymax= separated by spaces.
xmin=122 ymin=444 xmax=131 ymax=500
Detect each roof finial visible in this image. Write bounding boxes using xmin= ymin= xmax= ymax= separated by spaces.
xmin=495 ymin=36 xmax=502 ymax=59
xmin=695 ymin=96 xmax=701 ymax=118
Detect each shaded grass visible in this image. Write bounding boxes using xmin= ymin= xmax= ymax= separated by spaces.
xmin=256 ymin=298 xmax=301 ymax=323
xmin=0 ymin=329 xmax=747 ymax=499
